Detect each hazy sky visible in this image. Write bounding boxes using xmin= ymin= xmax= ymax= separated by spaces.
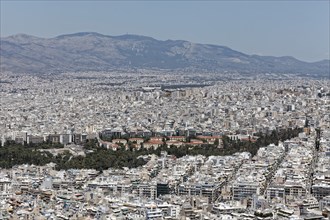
xmin=1 ymin=1 xmax=329 ymax=62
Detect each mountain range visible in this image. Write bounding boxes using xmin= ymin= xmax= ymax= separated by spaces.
xmin=1 ymin=32 xmax=329 ymax=77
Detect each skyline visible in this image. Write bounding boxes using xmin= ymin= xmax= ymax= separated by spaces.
xmin=1 ymin=1 xmax=329 ymax=62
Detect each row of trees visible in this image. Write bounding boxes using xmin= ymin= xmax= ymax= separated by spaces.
xmin=0 ymin=142 xmax=54 ymax=169
xmin=3 ymin=140 xmax=64 ymax=149
xmin=58 ymin=127 xmax=302 ymax=170
xmin=222 ymin=127 xmax=303 ymax=156
xmin=0 ymin=127 xmax=303 ymax=170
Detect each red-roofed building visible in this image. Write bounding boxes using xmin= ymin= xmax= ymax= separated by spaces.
xmin=150 ymin=137 xmax=163 ymax=141
xmin=99 ymin=141 xmax=120 ymax=151
xmin=196 ymin=135 xmax=222 ymax=144
xmin=143 ymin=140 xmax=163 ymax=149
xmin=168 ymin=136 xmax=186 ymax=142
xmin=166 ymin=140 xmax=184 ymax=147
xmin=112 ymin=139 xmax=128 ymax=145
xmin=128 ymin=138 xmax=144 ymax=144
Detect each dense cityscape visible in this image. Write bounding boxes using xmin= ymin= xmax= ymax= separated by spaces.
xmin=0 ymin=71 xmax=329 ymax=219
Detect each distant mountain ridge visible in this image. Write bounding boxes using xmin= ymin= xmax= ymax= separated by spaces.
xmin=0 ymin=32 xmax=329 ymax=76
